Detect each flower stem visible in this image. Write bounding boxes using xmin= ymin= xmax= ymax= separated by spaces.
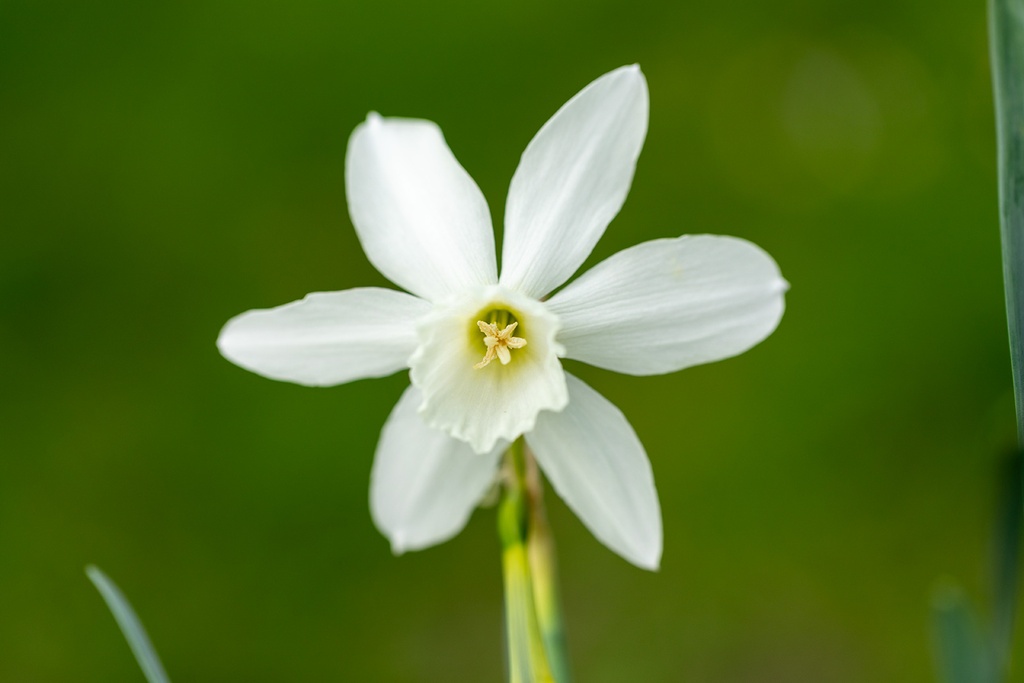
xmin=523 ymin=449 xmax=573 ymax=683
xmin=498 ymin=439 xmax=571 ymax=683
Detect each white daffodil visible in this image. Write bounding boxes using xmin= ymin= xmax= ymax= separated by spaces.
xmin=218 ymin=65 xmax=787 ymax=571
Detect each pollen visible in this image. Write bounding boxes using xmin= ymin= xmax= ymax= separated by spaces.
xmin=474 ymin=320 xmax=527 ymax=369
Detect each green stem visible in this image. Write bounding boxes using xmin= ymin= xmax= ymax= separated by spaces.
xmin=524 ymin=447 xmax=572 ymax=683
xmin=499 ymin=439 xmax=570 ymax=683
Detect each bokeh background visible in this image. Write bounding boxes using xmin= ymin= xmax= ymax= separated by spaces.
xmin=0 ymin=0 xmax=1015 ymax=681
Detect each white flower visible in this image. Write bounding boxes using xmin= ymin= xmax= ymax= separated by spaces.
xmin=217 ymin=65 xmax=787 ymax=570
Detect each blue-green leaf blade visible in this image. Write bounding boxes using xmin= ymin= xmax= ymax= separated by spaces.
xmin=931 ymin=582 xmax=995 ymax=683
xmin=991 ymin=0 xmax=1024 ymax=442
xmin=86 ymin=565 xmax=171 ymax=683
xmin=991 ymin=450 xmax=1023 ymax=669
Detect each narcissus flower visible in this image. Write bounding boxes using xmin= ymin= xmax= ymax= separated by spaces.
xmin=218 ymin=65 xmax=787 ymax=570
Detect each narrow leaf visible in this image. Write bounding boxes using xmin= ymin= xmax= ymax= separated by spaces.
xmin=989 ymin=3 xmax=1024 ymax=676
xmin=931 ymin=582 xmax=995 ymax=683
xmin=991 ymin=0 xmax=1024 ymax=442
xmin=992 ymin=450 xmax=1024 ymax=670
xmin=86 ymin=565 xmax=171 ymax=683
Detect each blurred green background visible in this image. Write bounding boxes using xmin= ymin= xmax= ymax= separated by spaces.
xmin=0 ymin=0 xmax=1015 ymax=681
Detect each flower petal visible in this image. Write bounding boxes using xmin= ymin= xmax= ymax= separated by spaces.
xmin=547 ymin=235 xmax=788 ymax=375
xmin=371 ymin=385 xmax=504 ymax=553
xmin=345 ymin=114 xmax=497 ymax=301
xmin=409 ymin=285 xmax=568 ymax=454
xmin=499 ymin=65 xmax=649 ymax=298
xmin=526 ymin=374 xmax=661 ymax=570
xmin=217 ymin=288 xmax=430 ymax=386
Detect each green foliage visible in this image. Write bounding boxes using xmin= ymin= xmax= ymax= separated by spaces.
xmin=928 ymin=448 xmax=1022 ymax=683
xmin=87 ymin=567 xmax=171 ymax=683
xmin=937 ymin=2 xmax=1024 ymax=681
xmin=992 ymin=0 xmax=1024 ymax=443
xmin=932 ymin=583 xmax=995 ymax=683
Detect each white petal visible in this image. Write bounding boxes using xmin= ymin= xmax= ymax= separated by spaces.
xmin=547 ymin=236 xmax=788 ymax=375
xmin=500 ymin=65 xmax=649 ymax=298
xmin=345 ymin=114 xmax=497 ymax=301
xmin=217 ymin=288 xmax=430 ymax=386
xmin=371 ymin=385 xmax=504 ymax=553
xmin=526 ymin=374 xmax=661 ymax=570
xmin=409 ymin=285 xmax=568 ymax=454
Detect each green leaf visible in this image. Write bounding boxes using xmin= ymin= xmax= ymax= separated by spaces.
xmin=991 ymin=0 xmax=1024 ymax=442
xmin=988 ymin=2 xmax=1024 ymax=677
xmin=86 ymin=566 xmax=171 ymax=683
xmin=931 ymin=583 xmax=995 ymax=683
xmin=992 ymin=451 xmax=1023 ymax=669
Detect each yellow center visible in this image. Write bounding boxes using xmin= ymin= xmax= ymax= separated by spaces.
xmin=474 ymin=319 xmax=528 ymax=369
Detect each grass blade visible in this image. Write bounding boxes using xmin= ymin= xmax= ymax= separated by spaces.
xmin=991 ymin=0 xmax=1024 ymax=442
xmin=86 ymin=565 xmax=171 ymax=683
xmin=931 ymin=583 xmax=995 ymax=683
xmin=992 ymin=451 xmax=1023 ymax=670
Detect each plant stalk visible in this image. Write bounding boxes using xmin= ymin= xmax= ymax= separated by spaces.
xmin=498 ymin=439 xmax=571 ymax=683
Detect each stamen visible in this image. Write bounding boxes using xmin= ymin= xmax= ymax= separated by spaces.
xmin=474 ymin=320 xmax=527 ymax=369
